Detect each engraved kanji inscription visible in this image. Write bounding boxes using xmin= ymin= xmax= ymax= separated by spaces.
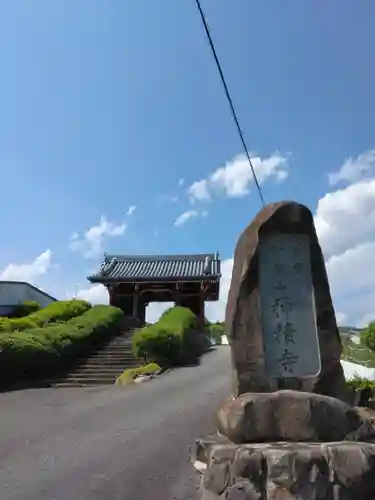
xmin=259 ymin=233 xmax=321 ymax=379
xmin=271 ymin=296 xmax=293 ymax=319
xmin=275 ymin=281 xmax=287 ymax=293
xmin=278 ymin=348 xmax=299 ymax=374
xmin=273 ymin=321 xmax=296 ymax=344
xmin=293 ymin=262 xmax=304 ymax=274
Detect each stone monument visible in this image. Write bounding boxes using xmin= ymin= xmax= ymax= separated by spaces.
xmin=225 ymin=200 xmax=349 ymax=401
xmin=192 ymin=201 xmax=375 ymax=500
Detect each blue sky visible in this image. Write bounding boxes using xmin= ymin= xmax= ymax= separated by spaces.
xmin=0 ymin=1 xmax=375 ymax=325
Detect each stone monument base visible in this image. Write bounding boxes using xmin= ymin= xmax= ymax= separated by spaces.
xmin=192 ymin=391 xmax=375 ymax=499
xmin=193 ymin=440 xmax=375 ymax=500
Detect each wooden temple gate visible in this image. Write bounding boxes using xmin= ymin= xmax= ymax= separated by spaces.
xmin=87 ymin=253 xmax=221 ymax=329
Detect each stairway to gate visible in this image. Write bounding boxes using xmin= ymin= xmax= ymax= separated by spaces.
xmin=53 ymin=318 xmax=143 ymax=387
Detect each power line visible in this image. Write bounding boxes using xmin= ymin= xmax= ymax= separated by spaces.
xmin=194 ymin=0 xmax=265 ymax=207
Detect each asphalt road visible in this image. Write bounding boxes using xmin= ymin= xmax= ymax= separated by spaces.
xmin=0 ymin=346 xmax=231 ymax=500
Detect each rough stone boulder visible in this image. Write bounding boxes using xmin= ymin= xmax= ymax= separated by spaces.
xmin=216 ymin=390 xmax=375 ymax=444
xmin=198 ymin=441 xmax=375 ymax=500
xmin=225 ymin=201 xmax=350 ymax=403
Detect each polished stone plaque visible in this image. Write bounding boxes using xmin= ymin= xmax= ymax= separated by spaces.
xmin=258 ymin=233 xmax=321 ymax=379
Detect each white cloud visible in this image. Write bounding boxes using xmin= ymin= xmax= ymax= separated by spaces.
xmin=328 ymin=149 xmax=375 ymax=186
xmin=188 ymin=180 xmax=211 ymax=203
xmin=314 ymin=179 xmax=375 ymax=257
xmin=174 ymin=210 xmax=199 ymax=227
xmin=327 ymin=242 xmax=375 ymax=296
xmin=0 ymin=250 xmax=53 ymax=283
xmin=188 ymin=152 xmax=289 ymax=203
xmin=178 ymin=178 xmax=185 ymax=187
xmin=126 ymin=205 xmax=137 ymax=216
xmin=314 ymin=149 xmax=375 ymax=327
xmin=71 ymin=283 xmax=109 ymax=304
xmin=69 ymin=216 xmax=126 ymax=258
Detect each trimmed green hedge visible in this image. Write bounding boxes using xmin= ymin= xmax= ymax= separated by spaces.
xmin=132 ymin=306 xmax=205 ymax=367
xmin=361 ymin=321 xmax=375 ymax=352
xmin=0 ymin=305 xmax=123 ymax=384
xmin=0 ymin=317 xmax=37 ymax=333
xmin=346 ymin=375 xmax=375 ymax=394
xmin=115 ymin=363 xmax=161 ymax=385
xmin=207 ymin=323 xmax=224 ymax=344
xmin=0 ymin=299 xmax=91 ymax=333
xmin=28 ymin=299 xmax=91 ymax=326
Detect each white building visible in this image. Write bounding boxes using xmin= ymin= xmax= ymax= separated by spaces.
xmin=0 ymin=281 xmax=56 ymax=316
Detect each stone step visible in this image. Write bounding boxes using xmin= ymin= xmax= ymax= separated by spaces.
xmin=72 ymin=364 xmax=137 ymax=371
xmin=64 ymin=372 xmax=120 ymax=380
xmin=51 ymin=330 xmax=139 ymax=385
xmin=91 ymin=345 xmax=133 ymax=351
xmin=91 ymin=349 xmax=133 ymax=355
xmin=87 ymin=354 xmax=135 ymax=361
xmin=99 ymin=341 xmax=133 ymax=346
xmin=76 ymin=356 xmax=138 ymax=363
xmin=73 ymin=357 xmax=137 ymax=365
xmin=101 ymin=348 xmax=132 ymax=352
xmin=66 ymin=371 xmax=121 ymax=378
xmin=88 ymin=352 xmax=134 ymax=357
xmin=96 ymin=345 xmax=132 ymax=348
xmin=68 ymin=366 xmax=131 ymax=374
xmin=62 ymin=376 xmax=118 ymax=384
xmin=69 ymin=366 xmax=137 ymax=375
xmin=89 ymin=354 xmax=134 ymax=359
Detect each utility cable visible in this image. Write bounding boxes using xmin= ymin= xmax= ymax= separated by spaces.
xmin=194 ymin=0 xmax=265 ymax=206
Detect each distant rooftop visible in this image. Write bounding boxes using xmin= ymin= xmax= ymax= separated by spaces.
xmin=87 ymin=253 xmax=221 ymax=283
xmin=0 ymin=281 xmax=57 ymax=302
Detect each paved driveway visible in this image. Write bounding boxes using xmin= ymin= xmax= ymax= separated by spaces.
xmin=0 ymin=346 xmax=231 ymax=500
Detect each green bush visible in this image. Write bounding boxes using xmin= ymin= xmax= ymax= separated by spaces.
xmin=0 ymin=317 xmax=38 ymax=333
xmin=11 ymin=301 xmax=41 ymax=318
xmin=132 ymin=306 xmax=200 ymax=367
xmin=361 ymin=321 xmax=375 ymax=352
xmin=28 ymin=299 xmax=91 ymax=326
xmin=115 ymin=363 xmax=161 ymax=385
xmin=346 ymin=375 xmax=375 ymax=394
xmin=157 ymin=306 xmax=197 ymax=332
xmin=0 ymin=300 xmax=91 ymax=334
xmin=207 ymin=323 xmax=224 ymax=344
xmin=0 ymin=305 xmax=123 ymax=384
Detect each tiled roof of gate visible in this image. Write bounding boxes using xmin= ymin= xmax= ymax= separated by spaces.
xmin=87 ymin=253 xmax=221 ymax=282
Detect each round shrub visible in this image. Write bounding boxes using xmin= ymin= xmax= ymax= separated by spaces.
xmin=132 ymin=306 xmax=204 ymax=367
xmin=0 ymin=317 xmax=37 ymax=333
xmin=29 ymin=299 xmax=92 ymax=326
xmin=361 ymin=321 xmax=375 ymax=352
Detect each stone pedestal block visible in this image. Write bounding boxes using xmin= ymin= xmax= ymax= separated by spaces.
xmin=195 ymin=441 xmax=375 ymax=500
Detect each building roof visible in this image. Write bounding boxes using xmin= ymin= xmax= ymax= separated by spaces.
xmin=87 ymin=253 xmax=221 ymax=283
xmin=0 ymin=281 xmax=57 ymax=302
